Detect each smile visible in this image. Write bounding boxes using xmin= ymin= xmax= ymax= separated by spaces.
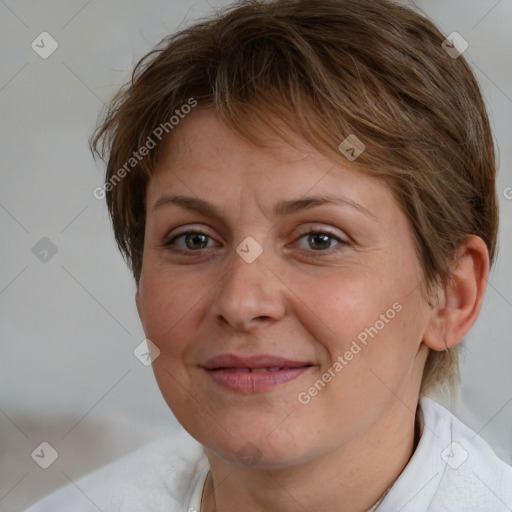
xmin=201 ymin=354 xmax=314 ymax=393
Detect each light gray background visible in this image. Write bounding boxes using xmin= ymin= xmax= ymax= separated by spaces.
xmin=0 ymin=1 xmax=511 ymax=510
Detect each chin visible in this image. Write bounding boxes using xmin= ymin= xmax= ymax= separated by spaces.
xmin=188 ymin=419 xmax=318 ymax=470
xmin=205 ymin=439 xmax=311 ymax=471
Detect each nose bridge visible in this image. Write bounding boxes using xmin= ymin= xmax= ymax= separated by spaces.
xmin=212 ymin=234 xmax=286 ymax=330
xmin=222 ymin=237 xmax=269 ymax=301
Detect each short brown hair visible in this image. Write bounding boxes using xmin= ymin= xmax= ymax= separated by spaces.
xmin=91 ymin=0 xmax=498 ymax=395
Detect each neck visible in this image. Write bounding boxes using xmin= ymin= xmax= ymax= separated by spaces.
xmin=201 ymin=399 xmax=421 ymax=512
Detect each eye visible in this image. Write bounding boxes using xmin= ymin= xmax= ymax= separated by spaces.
xmin=163 ymin=227 xmax=348 ymax=256
xmin=164 ymin=231 xmax=218 ymax=253
xmin=294 ymin=229 xmax=347 ymax=254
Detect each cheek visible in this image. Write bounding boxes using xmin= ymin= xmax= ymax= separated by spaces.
xmin=286 ymin=269 xmax=389 ymax=348
xmin=293 ymin=262 xmax=424 ymax=372
xmin=137 ymin=266 xmax=211 ymax=355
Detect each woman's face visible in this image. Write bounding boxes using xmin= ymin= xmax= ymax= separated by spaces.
xmin=136 ymin=109 xmax=431 ymax=469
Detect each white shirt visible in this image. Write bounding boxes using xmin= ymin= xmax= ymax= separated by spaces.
xmin=25 ymin=397 xmax=512 ymax=511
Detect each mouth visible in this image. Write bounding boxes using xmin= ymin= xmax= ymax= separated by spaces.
xmin=201 ymin=354 xmax=314 ymax=393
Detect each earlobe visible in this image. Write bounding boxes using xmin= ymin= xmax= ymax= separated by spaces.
xmin=422 ymin=236 xmax=489 ymax=352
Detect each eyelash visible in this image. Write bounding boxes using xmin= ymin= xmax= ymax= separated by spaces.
xmin=163 ymin=227 xmax=348 ymax=257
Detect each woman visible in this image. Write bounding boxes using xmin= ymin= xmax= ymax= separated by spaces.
xmin=27 ymin=0 xmax=512 ymax=510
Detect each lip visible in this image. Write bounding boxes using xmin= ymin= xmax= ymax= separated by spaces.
xmin=201 ymin=354 xmax=314 ymax=393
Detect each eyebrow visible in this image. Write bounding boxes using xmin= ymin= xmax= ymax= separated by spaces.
xmin=151 ymin=193 xmax=376 ymax=220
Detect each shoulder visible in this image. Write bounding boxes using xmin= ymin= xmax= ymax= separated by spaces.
xmin=426 ymin=397 xmax=512 ymax=511
xmin=25 ymin=429 xmax=207 ymax=512
xmin=381 ymin=397 xmax=512 ymax=512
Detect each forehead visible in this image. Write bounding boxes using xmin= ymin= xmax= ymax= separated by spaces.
xmin=147 ymin=109 xmax=399 ymax=226
xmin=154 ymin=109 xmax=323 ymax=173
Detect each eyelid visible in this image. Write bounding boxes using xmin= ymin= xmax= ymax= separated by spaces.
xmin=293 ymin=223 xmax=347 ymax=241
xmin=164 ymin=224 xmax=217 ymax=242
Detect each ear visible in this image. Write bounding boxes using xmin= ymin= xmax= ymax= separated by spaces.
xmin=423 ymin=235 xmax=490 ymax=351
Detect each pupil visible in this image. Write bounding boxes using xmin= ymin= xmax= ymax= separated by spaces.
xmin=309 ymin=233 xmax=330 ymax=250
xmin=187 ymin=233 xmax=207 ymax=249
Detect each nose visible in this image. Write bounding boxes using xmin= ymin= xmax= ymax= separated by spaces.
xmin=211 ymin=242 xmax=287 ymax=332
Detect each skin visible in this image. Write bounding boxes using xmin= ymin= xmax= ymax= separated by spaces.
xmin=135 ymin=109 xmax=489 ymax=512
